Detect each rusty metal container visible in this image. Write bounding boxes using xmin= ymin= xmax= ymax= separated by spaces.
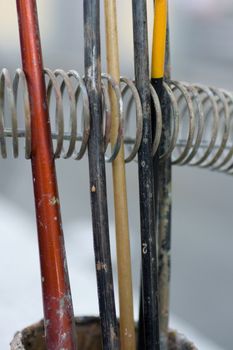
xmin=11 ymin=317 xmax=197 ymax=350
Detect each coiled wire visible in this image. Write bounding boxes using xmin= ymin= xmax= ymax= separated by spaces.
xmin=1 ymin=68 xmax=233 ymax=175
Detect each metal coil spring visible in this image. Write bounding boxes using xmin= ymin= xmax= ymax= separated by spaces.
xmin=1 ymin=68 xmax=233 ymax=174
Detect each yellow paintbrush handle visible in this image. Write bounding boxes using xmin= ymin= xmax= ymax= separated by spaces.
xmin=151 ymin=0 xmax=167 ymax=79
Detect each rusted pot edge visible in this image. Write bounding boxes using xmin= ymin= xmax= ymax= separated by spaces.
xmin=10 ymin=317 xmax=198 ymax=350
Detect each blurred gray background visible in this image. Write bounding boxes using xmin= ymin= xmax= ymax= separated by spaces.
xmin=0 ymin=1 xmax=233 ymax=349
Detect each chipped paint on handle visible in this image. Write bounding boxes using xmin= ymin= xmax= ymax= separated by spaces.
xmin=16 ymin=1 xmax=77 ymax=349
xmin=132 ymin=0 xmax=160 ymax=349
xmin=158 ymin=19 xmax=172 ymax=350
xmin=84 ymin=1 xmax=119 ymax=349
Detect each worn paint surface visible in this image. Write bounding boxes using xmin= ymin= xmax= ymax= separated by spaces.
xmin=158 ymin=21 xmax=172 ymax=350
xmin=83 ymin=1 xmax=119 ymax=349
xmin=132 ymin=1 xmax=160 ymax=349
xmin=16 ymin=1 xmax=77 ymax=349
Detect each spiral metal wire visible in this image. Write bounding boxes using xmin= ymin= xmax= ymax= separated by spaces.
xmin=1 ymin=68 xmax=233 ymax=174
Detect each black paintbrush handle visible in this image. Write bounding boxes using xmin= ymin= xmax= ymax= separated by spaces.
xmin=132 ymin=1 xmax=160 ymax=349
xmin=83 ymin=1 xmax=119 ymax=349
xmin=158 ymin=23 xmax=172 ymax=350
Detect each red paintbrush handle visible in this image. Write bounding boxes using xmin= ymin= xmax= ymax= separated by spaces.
xmin=16 ymin=1 xmax=77 ymax=349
